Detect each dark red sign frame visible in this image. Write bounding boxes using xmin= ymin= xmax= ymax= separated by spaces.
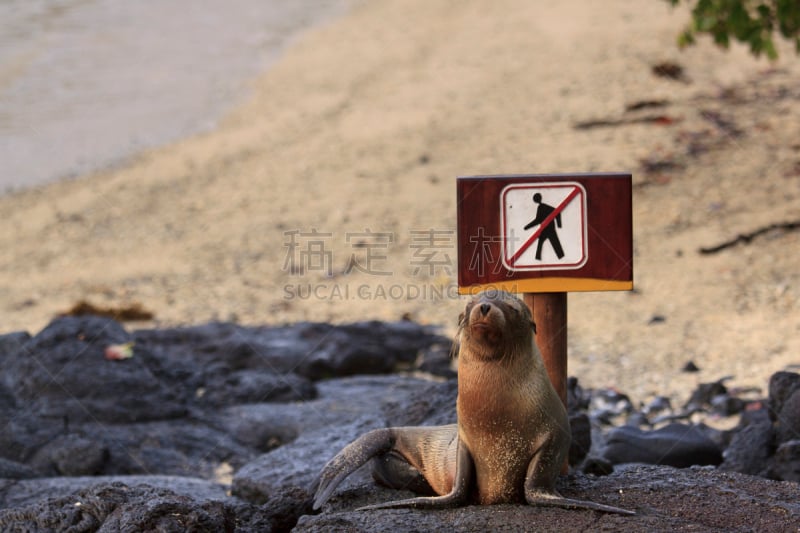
xmin=457 ymin=173 xmax=633 ymax=294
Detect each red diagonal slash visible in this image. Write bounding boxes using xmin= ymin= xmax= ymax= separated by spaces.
xmin=508 ymin=186 xmax=580 ymax=266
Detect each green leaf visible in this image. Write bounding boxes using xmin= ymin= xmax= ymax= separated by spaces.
xmin=749 ymin=34 xmax=764 ymax=56
xmin=714 ymin=24 xmax=731 ymax=47
xmin=697 ymin=15 xmax=719 ymax=31
xmin=678 ymin=28 xmax=697 ymax=48
xmin=668 ymin=0 xmax=800 ymax=59
xmin=729 ymin=2 xmax=752 ymax=38
xmin=756 ymin=4 xmax=773 ymax=21
xmin=763 ymin=37 xmax=778 ymax=59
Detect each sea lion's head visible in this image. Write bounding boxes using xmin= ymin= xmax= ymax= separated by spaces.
xmin=458 ymin=290 xmax=535 ymax=361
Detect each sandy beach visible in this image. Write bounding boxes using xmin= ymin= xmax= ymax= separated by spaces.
xmin=2 ymin=0 xmax=800 ymax=405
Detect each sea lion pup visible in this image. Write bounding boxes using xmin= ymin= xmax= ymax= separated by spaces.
xmin=311 ymin=290 xmax=634 ymax=515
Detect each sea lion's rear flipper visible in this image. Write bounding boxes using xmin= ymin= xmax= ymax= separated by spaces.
xmin=525 ymin=489 xmax=636 ymax=515
xmin=312 ymin=428 xmax=396 ymax=510
xmin=371 ymin=450 xmax=436 ymax=495
xmin=356 ymin=436 xmax=473 ymax=510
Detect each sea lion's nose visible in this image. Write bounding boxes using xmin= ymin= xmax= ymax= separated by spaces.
xmin=480 ymin=303 xmax=491 ymax=316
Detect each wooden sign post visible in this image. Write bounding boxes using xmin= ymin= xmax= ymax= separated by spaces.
xmin=457 ymin=173 xmax=633 ymax=416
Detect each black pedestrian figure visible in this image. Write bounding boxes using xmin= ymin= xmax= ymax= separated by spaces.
xmin=523 ymin=193 xmax=565 ymax=260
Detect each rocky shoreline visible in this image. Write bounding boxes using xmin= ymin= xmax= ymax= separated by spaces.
xmin=0 ymin=315 xmax=798 ymax=531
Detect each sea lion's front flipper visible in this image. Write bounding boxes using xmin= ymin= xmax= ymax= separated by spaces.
xmin=522 ymin=440 xmax=635 ymax=515
xmin=312 ymin=428 xmax=396 ymax=510
xmin=356 ymin=436 xmax=473 ymax=510
xmin=525 ymin=489 xmax=636 ymax=516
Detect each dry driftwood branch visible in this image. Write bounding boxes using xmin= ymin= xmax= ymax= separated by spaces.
xmin=574 ymin=114 xmax=679 ymax=130
xmin=699 ymin=220 xmax=800 ymax=254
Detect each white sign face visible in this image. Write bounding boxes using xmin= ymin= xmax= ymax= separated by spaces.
xmin=500 ymin=182 xmax=588 ymax=271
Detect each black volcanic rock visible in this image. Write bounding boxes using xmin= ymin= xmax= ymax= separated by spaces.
xmin=0 ymin=315 xmax=798 ymax=531
xmin=603 ymin=423 xmax=723 ymax=467
xmin=719 ymin=409 xmax=775 ymax=477
xmin=768 ymin=371 xmax=800 ymax=422
xmin=2 ymin=316 xmax=187 ymax=424
xmin=295 ymin=465 xmax=800 ymax=532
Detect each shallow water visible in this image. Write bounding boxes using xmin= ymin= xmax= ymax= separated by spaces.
xmin=0 ymin=0 xmax=347 ymax=193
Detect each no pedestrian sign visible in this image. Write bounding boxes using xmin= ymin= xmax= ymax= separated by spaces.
xmin=501 ymin=182 xmax=587 ymax=271
xmin=457 ymin=173 xmax=632 ymax=294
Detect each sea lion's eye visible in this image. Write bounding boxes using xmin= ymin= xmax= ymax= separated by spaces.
xmin=507 ymin=304 xmax=522 ymax=318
